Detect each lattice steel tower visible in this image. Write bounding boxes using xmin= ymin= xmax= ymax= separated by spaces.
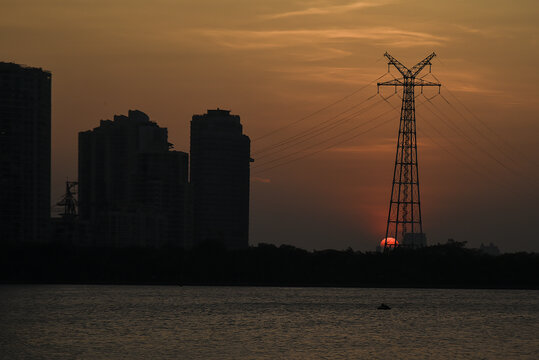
xmin=57 ymin=180 xmax=78 ymax=218
xmin=378 ymin=52 xmax=441 ymax=249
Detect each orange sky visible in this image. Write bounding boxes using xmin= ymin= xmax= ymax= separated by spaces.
xmin=2 ymin=0 xmax=538 ymax=251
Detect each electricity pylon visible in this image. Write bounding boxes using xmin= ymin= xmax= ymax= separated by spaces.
xmin=57 ymin=180 xmax=78 ymax=218
xmin=378 ymin=52 xmax=441 ymax=249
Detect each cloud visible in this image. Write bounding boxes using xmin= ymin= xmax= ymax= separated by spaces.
xmin=447 ymin=85 xmax=503 ymax=95
xmin=198 ymin=27 xmax=449 ymax=50
xmin=266 ymin=1 xmax=393 ymax=19
xmin=290 ymin=48 xmax=353 ymax=62
xmin=327 ymin=143 xmax=394 ymax=153
xmin=252 ymin=177 xmax=272 ymax=183
xmin=452 ymin=24 xmax=505 ymax=39
xmin=421 ymin=71 xmax=506 ymax=97
xmin=267 ymin=65 xmax=382 ymax=85
xmin=454 ymin=24 xmax=483 ymax=34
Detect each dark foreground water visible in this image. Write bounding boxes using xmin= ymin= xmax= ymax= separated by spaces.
xmin=1 ymin=286 xmax=538 ymax=359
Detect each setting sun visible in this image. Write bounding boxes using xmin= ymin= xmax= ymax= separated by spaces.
xmin=380 ymin=237 xmax=398 ymax=248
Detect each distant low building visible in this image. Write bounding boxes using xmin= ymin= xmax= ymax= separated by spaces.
xmin=402 ymin=233 xmax=427 ymax=248
xmin=479 ymin=242 xmax=500 ymax=256
xmin=78 ymin=110 xmax=192 ymax=247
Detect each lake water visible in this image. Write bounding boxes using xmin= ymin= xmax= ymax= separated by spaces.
xmin=1 ymin=285 xmax=538 ymax=359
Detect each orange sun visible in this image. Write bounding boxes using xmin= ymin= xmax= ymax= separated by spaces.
xmin=380 ymin=237 xmax=398 ymax=248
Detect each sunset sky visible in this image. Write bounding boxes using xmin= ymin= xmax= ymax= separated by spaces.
xmin=2 ymin=0 xmax=538 ymax=251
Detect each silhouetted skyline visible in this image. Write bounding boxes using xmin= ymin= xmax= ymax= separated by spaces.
xmin=73 ymin=108 xmax=251 ymax=248
xmin=1 ymin=1 xmax=538 ymax=252
xmin=78 ymin=110 xmax=192 ymax=247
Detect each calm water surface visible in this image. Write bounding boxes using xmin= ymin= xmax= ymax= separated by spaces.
xmin=1 ymin=285 xmax=538 ymax=359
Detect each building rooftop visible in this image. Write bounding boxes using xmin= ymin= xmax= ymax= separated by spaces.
xmin=93 ymin=110 xmax=158 ymax=130
xmin=0 ymin=61 xmax=51 ymax=75
xmin=207 ymin=108 xmax=230 ymax=116
xmin=192 ymin=108 xmax=240 ymax=122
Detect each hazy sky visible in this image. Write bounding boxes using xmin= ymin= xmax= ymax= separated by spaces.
xmin=2 ymin=0 xmax=538 ymax=251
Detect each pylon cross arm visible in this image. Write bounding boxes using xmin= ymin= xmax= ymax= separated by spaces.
xmin=413 ymin=78 xmax=441 ymax=87
xmin=376 ymin=77 xmax=440 ymax=94
xmin=383 ymin=52 xmax=410 ymax=76
xmin=382 ymin=52 xmax=438 ymax=79
xmin=377 ymin=79 xmax=404 ymax=87
xmin=410 ymin=52 xmax=436 ymax=77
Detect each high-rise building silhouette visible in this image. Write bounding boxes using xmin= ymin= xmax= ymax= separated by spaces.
xmin=190 ymin=109 xmax=252 ymax=249
xmin=78 ymin=110 xmax=192 ymax=247
xmin=0 ymin=62 xmax=51 ymax=243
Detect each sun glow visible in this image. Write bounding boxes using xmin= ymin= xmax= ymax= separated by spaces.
xmin=380 ymin=237 xmax=398 ymax=248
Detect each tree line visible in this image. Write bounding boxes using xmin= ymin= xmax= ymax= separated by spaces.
xmin=1 ymin=241 xmax=538 ymax=289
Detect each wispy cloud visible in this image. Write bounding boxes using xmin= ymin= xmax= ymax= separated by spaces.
xmin=327 ymin=139 xmax=435 ymax=154
xmin=198 ymin=27 xmax=449 ymax=50
xmin=327 ymin=143 xmax=394 ymax=153
xmin=451 ymin=24 xmax=517 ymax=42
xmin=428 ymin=71 xmax=505 ymax=96
xmin=269 ymin=65 xmax=380 ymax=85
xmin=454 ymin=24 xmax=483 ymax=34
xmin=446 ymin=85 xmax=503 ymax=95
xmin=291 ymin=48 xmax=354 ymax=62
xmin=266 ymin=1 xmax=393 ymax=19
xmin=252 ymin=177 xmax=272 ymax=183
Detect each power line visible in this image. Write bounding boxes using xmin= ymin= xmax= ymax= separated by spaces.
xmin=252 ymin=72 xmax=390 ymax=142
xmin=428 ymin=64 xmax=539 ymax=170
xmin=440 ymin=81 xmax=539 ymax=170
xmin=253 ymin=102 xmax=398 ymax=170
xmin=418 ymin=122 xmax=529 ymax=199
xmin=254 ymin=100 xmax=398 ymax=169
xmin=253 ymin=112 xmax=396 ymax=175
xmin=254 ymin=92 xmax=380 ymax=155
xmin=420 ymin=94 xmax=488 ymax=148
xmin=418 ymin=94 xmax=539 ymax=185
xmin=417 ymin=103 xmax=513 ymax=186
xmin=417 ymin=127 xmax=493 ymax=182
xmin=419 ymin=94 xmax=519 ymax=175
xmin=439 ymin=92 xmax=519 ymax=165
xmin=255 ymin=95 xmax=387 ymax=159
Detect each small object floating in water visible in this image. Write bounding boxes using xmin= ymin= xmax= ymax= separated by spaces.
xmin=377 ymin=303 xmax=391 ymax=310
